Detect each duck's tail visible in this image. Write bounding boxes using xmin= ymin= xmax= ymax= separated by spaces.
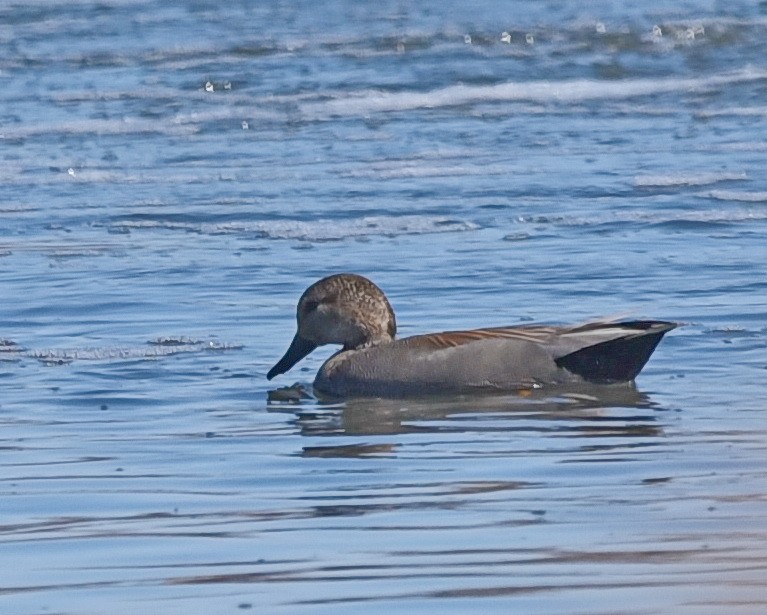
xmin=555 ymin=320 xmax=676 ymax=384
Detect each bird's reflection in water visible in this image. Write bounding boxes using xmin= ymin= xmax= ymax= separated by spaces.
xmin=267 ymin=383 xmax=666 ymax=459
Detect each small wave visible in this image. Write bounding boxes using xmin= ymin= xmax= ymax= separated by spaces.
xmin=515 ymin=207 xmax=767 ymax=228
xmin=9 ymin=70 xmax=766 ymax=140
xmin=304 ymin=68 xmax=767 ymax=117
xmin=704 ymin=190 xmax=767 ymax=203
xmin=342 ymin=163 xmax=509 ymax=180
xmin=109 ymin=215 xmax=478 ymax=241
xmin=633 ymin=171 xmax=747 ymax=187
xmin=0 ymin=117 xmax=199 ymax=139
xmin=648 ymin=210 xmax=767 ymax=226
xmin=705 ymin=326 xmax=765 ymax=340
xmin=696 ymin=106 xmax=767 ymax=119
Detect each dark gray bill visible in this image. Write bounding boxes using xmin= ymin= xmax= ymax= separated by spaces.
xmin=267 ymin=334 xmax=317 ymax=380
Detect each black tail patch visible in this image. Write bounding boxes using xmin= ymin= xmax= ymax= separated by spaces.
xmin=555 ymin=321 xmax=674 ymax=384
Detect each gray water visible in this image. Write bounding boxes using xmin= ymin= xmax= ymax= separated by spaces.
xmin=2 ymin=1 xmax=767 ymax=613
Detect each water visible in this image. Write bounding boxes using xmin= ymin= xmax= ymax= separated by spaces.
xmin=2 ymin=1 xmax=767 ymax=613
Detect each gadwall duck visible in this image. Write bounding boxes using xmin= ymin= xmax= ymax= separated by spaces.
xmin=267 ymin=273 xmax=676 ymax=398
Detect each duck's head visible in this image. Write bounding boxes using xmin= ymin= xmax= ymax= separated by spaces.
xmin=267 ymin=273 xmax=396 ymax=380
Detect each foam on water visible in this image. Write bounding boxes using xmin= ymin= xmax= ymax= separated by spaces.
xmin=108 ymin=215 xmax=479 ymax=240
xmin=27 ymin=339 xmax=243 ymax=365
xmin=705 ymin=190 xmax=767 ymax=202
xmin=633 ymin=171 xmax=748 ymax=188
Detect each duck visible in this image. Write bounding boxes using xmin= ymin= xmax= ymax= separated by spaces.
xmin=267 ymin=273 xmax=675 ymax=398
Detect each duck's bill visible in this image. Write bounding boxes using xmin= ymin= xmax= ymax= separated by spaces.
xmin=267 ymin=334 xmax=317 ymax=380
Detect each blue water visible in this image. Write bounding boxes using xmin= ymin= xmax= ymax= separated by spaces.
xmin=2 ymin=1 xmax=767 ymax=613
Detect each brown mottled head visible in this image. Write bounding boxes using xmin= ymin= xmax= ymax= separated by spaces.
xmin=267 ymin=274 xmax=396 ymax=380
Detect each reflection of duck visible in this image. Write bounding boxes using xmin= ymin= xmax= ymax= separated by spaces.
xmin=284 ymin=385 xmax=664 ymax=446
xmin=268 ymin=274 xmax=675 ymax=399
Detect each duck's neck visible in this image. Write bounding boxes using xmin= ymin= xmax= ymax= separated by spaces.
xmin=343 ymin=334 xmax=394 ymax=352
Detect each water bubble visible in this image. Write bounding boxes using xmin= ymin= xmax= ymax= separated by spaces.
xmin=224 ymin=81 xmax=232 ymax=90
xmin=396 ymin=40 xmax=405 ymax=53
xmin=205 ymin=81 xmax=214 ymax=92
xmin=500 ymin=31 xmax=511 ymax=44
xmin=464 ymin=34 xmax=472 ymax=44
xmin=525 ymin=33 xmax=534 ymax=45
xmin=652 ymin=25 xmax=662 ymax=37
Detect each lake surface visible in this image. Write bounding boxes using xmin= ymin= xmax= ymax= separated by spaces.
xmin=2 ymin=1 xmax=767 ymax=613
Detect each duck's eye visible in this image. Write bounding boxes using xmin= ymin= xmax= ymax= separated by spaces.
xmin=303 ymin=299 xmax=320 ymax=314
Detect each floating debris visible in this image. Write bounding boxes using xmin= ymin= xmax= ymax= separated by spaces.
xmin=39 ymin=357 xmax=75 ymax=366
xmin=502 ymin=232 xmax=532 ymax=242
xmin=0 ymin=339 xmax=22 ymax=353
xmin=149 ymin=337 xmax=244 ymax=351
xmin=149 ymin=336 xmax=202 ymax=347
